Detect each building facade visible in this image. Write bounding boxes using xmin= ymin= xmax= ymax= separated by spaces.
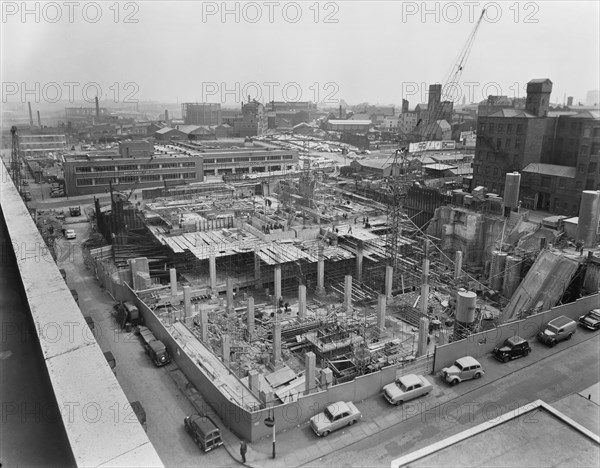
xmin=182 ymin=103 xmax=222 ymax=126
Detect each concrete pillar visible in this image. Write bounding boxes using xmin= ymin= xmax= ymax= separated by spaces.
xmin=222 ymin=334 xmax=230 ymax=367
xmin=355 ymin=241 xmax=364 ymax=282
xmin=247 ymin=296 xmax=255 ymax=339
xmin=254 ymin=246 xmax=262 ymax=288
xmin=305 ymin=351 xmax=316 ymax=395
xmin=417 ymin=317 xmax=430 ymax=357
xmin=170 ymin=268 xmax=177 ymax=296
xmin=226 ymin=277 xmax=234 ymax=311
xmin=183 ymin=285 xmax=192 ymax=319
xmin=438 ymin=329 xmax=450 ymax=345
xmin=454 ymin=250 xmax=463 ymax=279
xmin=199 ymin=307 xmax=208 ymax=342
xmin=385 ymin=265 xmax=393 ymax=298
xmin=274 ymin=265 xmax=282 ymax=302
xmin=420 ymin=257 xmax=430 ymax=315
xmin=344 ymin=275 xmax=352 ymax=311
xmin=377 ymin=294 xmax=386 ymax=332
xmin=209 ymin=253 xmax=217 ymax=291
xmin=248 ymin=369 xmax=260 ymax=395
xmin=316 ymin=256 xmax=326 ymax=296
xmin=298 ymin=285 xmax=306 ymax=320
xmin=272 ymin=322 xmax=281 ymax=364
xmin=320 ymin=368 xmax=333 ymax=388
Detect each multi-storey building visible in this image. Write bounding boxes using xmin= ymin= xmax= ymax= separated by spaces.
xmin=235 ymin=100 xmax=267 ymax=137
xmin=181 ymin=103 xmax=222 ymax=126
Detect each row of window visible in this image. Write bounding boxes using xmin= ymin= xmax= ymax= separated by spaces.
xmin=75 ymin=162 xmax=196 ymax=173
xmin=479 ymin=122 xmax=524 ymax=135
xmin=76 ymin=172 xmax=197 ymax=186
xmin=202 ymin=155 xmax=294 ymax=164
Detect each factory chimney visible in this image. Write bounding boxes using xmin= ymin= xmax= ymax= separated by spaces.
xmin=37 ymin=110 xmax=42 ymax=128
xmin=567 ymin=96 xmax=574 ymax=107
xmin=28 ymin=102 xmax=34 ymax=127
xmin=165 ymin=109 xmax=169 ymax=121
xmin=95 ymin=96 xmax=100 ymax=118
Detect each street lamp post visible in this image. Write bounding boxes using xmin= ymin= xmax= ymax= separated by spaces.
xmin=264 ymin=410 xmax=275 ymax=459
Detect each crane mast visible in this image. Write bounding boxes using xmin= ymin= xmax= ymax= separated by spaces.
xmin=10 ymin=126 xmax=23 ymax=192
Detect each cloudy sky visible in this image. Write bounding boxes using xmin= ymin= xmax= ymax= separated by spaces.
xmin=2 ymin=1 xmax=599 ymax=108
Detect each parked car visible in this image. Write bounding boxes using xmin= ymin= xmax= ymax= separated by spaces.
xmin=537 ymin=315 xmax=577 ymax=346
xmin=22 ymin=179 xmax=29 ymax=186
xmin=382 ymin=374 xmax=433 ymax=406
xmin=65 ymin=229 xmax=76 ymax=239
xmin=441 ymin=356 xmax=484 ymax=386
xmin=184 ymin=414 xmax=223 ymax=452
xmin=70 ymin=289 xmax=79 ymax=303
xmin=579 ymin=309 xmax=600 ymax=331
xmin=492 ymin=336 xmax=531 ymax=363
xmin=310 ymin=401 xmax=361 ymax=437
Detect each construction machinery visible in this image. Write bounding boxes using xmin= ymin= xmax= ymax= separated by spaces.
xmin=138 ymin=325 xmax=171 ymax=367
xmin=10 ymin=126 xmax=23 ymax=194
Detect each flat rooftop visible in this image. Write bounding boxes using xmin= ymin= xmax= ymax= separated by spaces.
xmin=391 ymin=400 xmax=600 ymax=467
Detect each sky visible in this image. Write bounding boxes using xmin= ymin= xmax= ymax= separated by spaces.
xmin=1 ymin=0 xmax=599 ymax=110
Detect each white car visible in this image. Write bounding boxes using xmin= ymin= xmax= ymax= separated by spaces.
xmin=382 ymin=374 xmax=433 ymax=406
xmin=65 ymin=229 xmax=77 ymax=239
xmin=310 ymin=401 xmax=361 ymax=437
xmin=441 ymin=356 xmax=484 ymax=386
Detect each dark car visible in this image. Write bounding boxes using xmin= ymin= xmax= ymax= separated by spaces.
xmin=579 ymin=309 xmax=600 ymax=331
xmin=184 ymin=414 xmax=223 ymax=452
xmin=492 ymin=336 xmax=531 ymax=363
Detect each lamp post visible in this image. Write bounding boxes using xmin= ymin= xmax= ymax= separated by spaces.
xmin=264 ymin=410 xmax=275 ymax=459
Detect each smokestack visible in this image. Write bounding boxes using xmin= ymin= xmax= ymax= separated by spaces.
xmin=165 ymin=109 xmax=169 ymax=121
xmin=567 ymin=96 xmax=574 ymax=107
xmin=28 ymin=102 xmax=34 ymax=127
xmin=95 ymin=96 xmax=100 ymax=118
xmin=339 ymin=105 xmax=342 ymax=118
xmin=37 ymin=110 xmax=41 ymax=128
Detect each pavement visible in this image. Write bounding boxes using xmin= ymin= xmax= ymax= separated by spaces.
xmin=164 ymin=324 xmax=600 ymax=468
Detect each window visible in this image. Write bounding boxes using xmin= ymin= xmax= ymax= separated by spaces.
xmin=579 ymin=164 xmax=586 ymax=174
xmin=161 ymin=162 xmax=179 ymax=168
xmin=141 ymin=174 xmax=161 ymax=181
xmin=576 ymin=181 xmax=583 ymax=189
xmin=182 ymin=172 xmax=196 ymax=179
xmin=498 ymin=124 xmax=504 ymax=133
xmin=586 ymin=179 xmax=595 ymax=190
xmin=95 ymin=177 xmax=117 ymax=185
xmin=593 ymin=127 xmax=600 ymax=137
xmin=505 ymin=139 xmax=512 ymax=149
xmin=493 ymin=167 xmax=498 ymax=176
xmin=479 ymin=124 xmax=486 ymax=134
xmin=283 ymin=154 xmax=294 ymax=159
xmin=489 ymin=123 xmax=494 ymax=133
xmin=516 ymin=124 xmax=523 ymax=134
xmin=141 ymin=163 xmax=160 ymax=169
xmin=541 ymin=176 xmax=551 ymax=188
xmin=203 ymin=159 xmax=215 ymax=164
xmin=119 ymin=164 xmax=138 ymax=171
xmin=485 ymin=166 xmax=490 ymax=175
xmin=589 ymin=162 xmax=597 ymax=173
xmin=580 ymin=146 xmax=589 ymax=156
xmin=251 ymin=156 xmax=266 ymax=161
xmin=514 ymin=138 xmax=521 ymax=149
xmin=163 ymin=173 xmax=180 ymax=180
xmin=76 ymin=178 xmax=93 ymax=186
xmin=558 ymin=178 xmax=566 ymax=189
xmin=119 ymin=176 xmax=137 ymax=183
xmin=583 ymin=128 xmax=591 ymax=138
xmin=496 ymin=139 xmax=502 ymax=150
xmin=268 ymin=155 xmax=282 ymax=160
xmin=75 ymin=166 xmax=91 ymax=173
xmin=94 ymin=165 xmax=115 ymax=172
xmin=181 ymin=162 xmax=196 ymax=167
xmin=507 ymin=124 xmax=513 ymax=133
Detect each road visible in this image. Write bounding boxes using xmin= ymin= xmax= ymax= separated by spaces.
xmin=302 ymin=333 xmax=600 ymax=467
xmin=55 ymin=221 xmax=233 ymax=467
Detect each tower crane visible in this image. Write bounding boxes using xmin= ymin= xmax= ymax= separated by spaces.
xmin=10 ymin=126 xmax=22 ymax=191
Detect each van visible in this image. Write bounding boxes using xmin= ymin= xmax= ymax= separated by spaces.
xmin=130 ymin=401 xmax=147 ymax=432
xmin=118 ymin=301 xmax=141 ymax=328
xmin=184 ymin=414 xmax=223 ymax=452
xmin=537 ymin=315 xmax=577 ymax=346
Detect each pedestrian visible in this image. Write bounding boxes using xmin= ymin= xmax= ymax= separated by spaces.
xmin=240 ymin=440 xmax=248 ymax=463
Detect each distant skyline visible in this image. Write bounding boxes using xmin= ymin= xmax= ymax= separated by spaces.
xmin=2 ymin=1 xmax=599 ymax=109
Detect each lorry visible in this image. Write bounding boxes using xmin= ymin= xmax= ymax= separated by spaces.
xmin=116 ymin=301 xmax=142 ymax=330
xmin=137 ymin=326 xmax=171 ymax=367
xmin=69 ymin=206 xmax=81 ymax=216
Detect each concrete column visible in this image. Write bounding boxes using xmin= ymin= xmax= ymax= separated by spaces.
xmin=320 ymin=368 xmax=333 ymax=388
xmin=417 ymin=317 xmax=430 ymax=357
xmin=454 ymin=250 xmax=463 ymax=279
xmin=377 ymin=294 xmax=386 ymax=332
xmin=420 ymin=257 xmax=430 ymax=315
xmin=272 ymin=322 xmax=281 ymax=364
xmin=209 ymin=253 xmax=217 ymax=291
xmin=254 ymin=246 xmax=262 ymax=288
xmin=226 ymin=277 xmax=234 ymax=311
xmin=170 ymin=268 xmax=177 ymax=296
xmin=305 ymin=351 xmax=316 ymax=395
xmin=222 ymin=334 xmax=230 ymax=367
xmin=438 ymin=329 xmax=450 ymax=345
xmin=355 ymin=241 xmax=364 ymax=282
xmin=344 ymin=275 xmax=352 ymax=312
xmin=385 ymin=265 xmax=393 ymax=298
xmin=183 ymin=285 xmax=192 ymax=319
xmin=247 ymin=296 xmax=255 ymax=339
xmin=316 ymin=256 xmax=326 ymax=296
xmin=248 ymin=369 xmax=260 ymax=395
xmin=298 ymin=285 xmax=307 ymax=320
xmin=274 ymin=265 xmax=282 ymax=302
xmin=199 ymin=307 xmax=208 ymax=342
